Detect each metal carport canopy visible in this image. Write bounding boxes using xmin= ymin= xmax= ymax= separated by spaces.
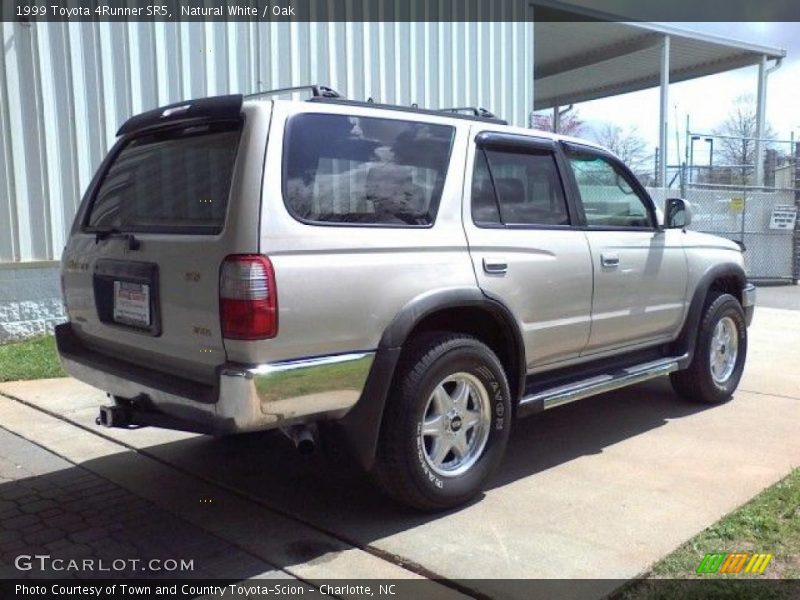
xmin=533 ymin=21 xmax=786 ymax=111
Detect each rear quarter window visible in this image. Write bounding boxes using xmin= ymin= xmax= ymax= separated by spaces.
xmin=283 ymin=113 xmax=455 ymax=226
xmin=86 ymin=121 xmax=242 ymax=234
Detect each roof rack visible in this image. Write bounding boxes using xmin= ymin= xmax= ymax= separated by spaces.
xmin=245 ymin=84 xmax=342 ymax=101
xmin=440 ymin=107 xmax=498 ymax=119
xmin=307 ymin=97 xmax=507 ymax=125
xmin=249 ymin=84 xmax=506 ymax=124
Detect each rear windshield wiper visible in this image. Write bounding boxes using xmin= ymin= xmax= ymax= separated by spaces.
xmin=93 ymin=228 xmax=141 ymax=251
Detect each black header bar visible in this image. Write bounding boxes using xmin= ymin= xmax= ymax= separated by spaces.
xmin=3 ymin=0 xmax=800 ymax=22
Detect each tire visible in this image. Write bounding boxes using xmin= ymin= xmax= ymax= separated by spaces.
xmin=670 ymin=292 xmax=747 ymax=404
xmin=372 ymin=333 xmax=512 ymax=511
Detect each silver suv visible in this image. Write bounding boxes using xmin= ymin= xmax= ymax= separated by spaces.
xmin=57 ymin=87 xmax=755 ymax=510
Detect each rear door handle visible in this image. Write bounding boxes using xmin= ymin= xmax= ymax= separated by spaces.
xmin=483 ymin=257 xmax=508 ymax=275
xmin=600 ymin=253 xmax=620 ymax=268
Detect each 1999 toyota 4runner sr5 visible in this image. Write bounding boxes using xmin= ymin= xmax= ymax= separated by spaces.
xmin=57 ymin=88 xmax=755 ymax=510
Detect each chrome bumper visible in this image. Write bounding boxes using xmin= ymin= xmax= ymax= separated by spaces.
xmin=742 ymin=283 xmax=756 ymax=326
xmin=55 ymin=324 xmax=374 ymax=434
xmin=742 ymin=283 xmax=756 ymax=307
xmin=216 ymin=353 xmax=375 ymax=432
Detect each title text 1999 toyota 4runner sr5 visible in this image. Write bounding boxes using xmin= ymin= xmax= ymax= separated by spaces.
xmin=57 ymin=86 xmax=755 ymax=510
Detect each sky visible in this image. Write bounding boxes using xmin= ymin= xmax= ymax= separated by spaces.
xmin=563 ymin=22 xmax=800 ymax=166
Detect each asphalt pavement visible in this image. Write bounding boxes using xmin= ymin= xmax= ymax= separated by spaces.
xmin=756 ymin=282 xmax=800 ymax=311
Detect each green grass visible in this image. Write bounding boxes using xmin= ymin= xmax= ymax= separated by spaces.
xmin=615 ymin=468 xmax=800 ymax=599
xmin=0 ymin=335 xmax=66 ymax=382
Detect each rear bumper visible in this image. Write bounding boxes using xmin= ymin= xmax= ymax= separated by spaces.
xmin=742 ymin=282 xmax=756 ymax=326
xmin=55 ymin=323 xmax=375 ymax=434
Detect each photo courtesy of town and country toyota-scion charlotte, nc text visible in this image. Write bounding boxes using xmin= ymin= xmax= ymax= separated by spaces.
xmin=14 ymin=583 xmax=395 ymax=597
xmin=15 ymin=2 xmax=297 ymax=19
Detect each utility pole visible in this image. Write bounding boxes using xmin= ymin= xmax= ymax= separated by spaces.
xmin=794 ymin=141 xmax=800 ymax=283
xmin=654 ymin=147 xmax=660 ymax=184
xmin=684 ymin=115 xmax=690 ymax=188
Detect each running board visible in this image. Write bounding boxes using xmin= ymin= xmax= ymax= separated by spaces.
xmin=517 ymin=355 xmax=686 ymax=417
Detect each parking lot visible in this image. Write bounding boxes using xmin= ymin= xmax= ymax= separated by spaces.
xmin=1 ymin=291 xmax=799 ymax=598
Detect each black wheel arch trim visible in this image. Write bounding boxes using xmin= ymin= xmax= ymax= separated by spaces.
xmin=673 ymin=263 xmax=748 ymax=367
xmin=336 ymin=287 xmax=526 ymax=471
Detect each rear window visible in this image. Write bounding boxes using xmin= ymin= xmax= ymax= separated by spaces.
xmin=283 ymin=113 xmax=455 ymax=226
xmin=86 ymin=121 xmax=242 ymax=234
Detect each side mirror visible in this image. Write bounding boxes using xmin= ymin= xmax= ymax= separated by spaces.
xmin=665 ymin=198 xmax=692 ymax=229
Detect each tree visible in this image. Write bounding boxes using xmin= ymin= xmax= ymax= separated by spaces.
xmin=530 ymin=107 xmax=584 ymax=136
xmin=713 ymin=94 xmax=776 ymax=183
xmin=590 ymin=123 xmax=650 ymax=174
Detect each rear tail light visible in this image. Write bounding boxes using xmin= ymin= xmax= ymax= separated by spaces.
xmin=219 ymin=255 xmax=277 ymax=340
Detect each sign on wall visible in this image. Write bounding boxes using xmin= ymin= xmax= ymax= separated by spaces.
xmin=769 ymin=205 xmax=798 ymax=231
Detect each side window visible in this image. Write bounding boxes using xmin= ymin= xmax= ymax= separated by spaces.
xmin=283 ymin=114 xmax=454 ymax=226
xmin=470 ymin=147 xmax=570 ymax=227
xmin=471 ymin=151 xmax=501 ymax=225
xmin=568 ymin=153 xmax=654 ymax=228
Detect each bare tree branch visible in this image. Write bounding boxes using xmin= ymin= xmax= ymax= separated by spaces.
xmin=531 ymin=108 xmax=584 ymax=137
xmin=590 ymin=123 xmax=650 ymax=175
xmin=712 ymin=94 xmax=776 ymax=183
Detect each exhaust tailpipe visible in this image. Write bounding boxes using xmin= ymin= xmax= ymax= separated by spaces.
xmin=281 ymin=425 xmax=316 ymax=454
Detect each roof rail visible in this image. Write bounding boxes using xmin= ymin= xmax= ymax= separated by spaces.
xmin=440 ymin=107 xmax=498 ymax=119
xmin=245 ymin=84 xmax=342 ymax=101
xmin=307 ymin=97 xmax=507 ymax=125
xmin=244 ymin=84 xmax=506 ymax=124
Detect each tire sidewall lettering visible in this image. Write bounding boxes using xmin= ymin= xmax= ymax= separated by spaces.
xmin=477 ymin=365 xmax=505 ymax=431
xmin=413 ymin=353 xmax=508 ymax=491
xmin=415 ymin=421 xmax=444 ymax=489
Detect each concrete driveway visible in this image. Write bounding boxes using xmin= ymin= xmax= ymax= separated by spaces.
xmin=1 ymin=305 xmax=799 ymax=597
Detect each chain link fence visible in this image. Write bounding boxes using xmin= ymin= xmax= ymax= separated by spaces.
xmin=648 ymin=185 xmax=798 ymax=282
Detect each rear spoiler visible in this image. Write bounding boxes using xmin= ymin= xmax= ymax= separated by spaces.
xmin=116 ymin=94 xmax=244 ymax=137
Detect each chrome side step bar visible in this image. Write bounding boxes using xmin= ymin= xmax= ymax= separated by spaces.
xmin=518 ymin=355 xmax=687 ymax=416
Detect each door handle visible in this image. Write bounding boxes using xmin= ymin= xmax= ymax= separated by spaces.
xmin=600 ymin=253 xmax=620 ymax=268
xmin=483 ymin=257 xmax=508 ymax=275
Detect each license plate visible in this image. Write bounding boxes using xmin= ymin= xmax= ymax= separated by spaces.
xmin=113 ymin=281 xmax=150 ymax=328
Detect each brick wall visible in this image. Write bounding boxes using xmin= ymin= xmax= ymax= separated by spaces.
xmin=0 ymin=263 xmax=65 ymax=343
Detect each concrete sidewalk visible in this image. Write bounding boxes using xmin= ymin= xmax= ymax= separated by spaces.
xmin=0 ymin=306 xmax=798 ymax=597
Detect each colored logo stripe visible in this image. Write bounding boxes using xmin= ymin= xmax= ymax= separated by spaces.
xmin=745 ymin=553 xmax=773 ymax=574
xmin=719 ymin=553 xmax=749 ymax=573
xmin=696 ymin=553 xmax=726 ymax=574
xmin=697 ymin=553 xmax=773 ymax=574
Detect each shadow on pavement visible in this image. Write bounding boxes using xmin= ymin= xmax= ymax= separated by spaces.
xmin=0 ymin=445 xmax=277 ymax=580
xmin=0 ymin=376 xmax=719 ymax=581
